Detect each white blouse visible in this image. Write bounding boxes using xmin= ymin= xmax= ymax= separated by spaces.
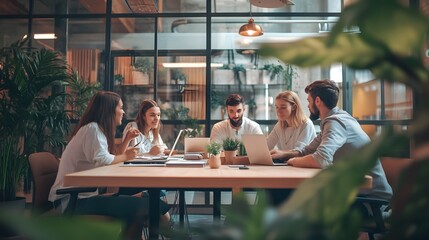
xmin=122 ymin=121 xmax=167 ymax=155
xmin=266 ymin=118 xmax=316 ymax=151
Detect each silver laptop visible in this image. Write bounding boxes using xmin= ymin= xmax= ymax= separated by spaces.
xmin=184 ymin=137 xmax=210 ymax=154
xmin=124 ymin=129 xmax=184 ymax=165
xmin=242 ymin=134 xmax=288 ymax=166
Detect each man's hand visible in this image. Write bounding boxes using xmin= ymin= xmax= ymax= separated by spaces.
xmin=270 ymin=149 xmax=299 ymax=161
xmin=287 ymin=155 xmax=321 ymax=168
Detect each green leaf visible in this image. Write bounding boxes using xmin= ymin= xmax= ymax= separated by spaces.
xmin=0 ymin=211 xmax=122 ymax=240
xmin=266 ymin=128 xmax=408 ymax=239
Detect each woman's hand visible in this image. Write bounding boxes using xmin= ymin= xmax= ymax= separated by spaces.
xmin=112 ymin=147 xmax=138 ymax=164
xmin=125 ymin=127 xmax=141 ymax=143
xmin=124 ymin=147 xmax=138 ymax=160
xmin=149 ymin=145 xmax=162 ymax=155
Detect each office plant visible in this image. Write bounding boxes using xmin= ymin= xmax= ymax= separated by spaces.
xmin=66 ymin=70 xmax=101 ymax=120
xmin=0 ymin=39 xmax=71 ymax=203
xmin=222 ymin=137 xmax=240 ymax=164
xmin=206 ymin=142 xmax=222 ymax=169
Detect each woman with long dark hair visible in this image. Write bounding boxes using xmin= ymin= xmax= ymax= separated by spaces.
xmin=49 ymin=91 xmax=170 ymax=240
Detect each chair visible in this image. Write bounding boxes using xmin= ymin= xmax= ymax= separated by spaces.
xmin=355 ymin=157 xmax=413 ymax=240
xmin=28 ymin=152 xmax=97 ymax=215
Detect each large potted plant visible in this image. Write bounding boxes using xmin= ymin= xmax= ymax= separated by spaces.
xmin=0 ymin=39 xmax=71 ymax=204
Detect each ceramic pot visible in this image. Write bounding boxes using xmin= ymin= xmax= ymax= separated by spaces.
xmin=223 ymin=150 xmax=237 ymax=165
xmin=233 ymin=156 xmax=250 ymax=165
xmin=208 ymin=154 xmax=221 ymax=169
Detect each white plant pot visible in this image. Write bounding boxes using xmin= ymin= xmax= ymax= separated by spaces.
xmin=261 ymin=70 xmax=271 ymax=84
xmin=213 ymin=69 xmax=234 ymax=85
xmin=246 ymin=69 xmax=260 ymax=85
xmin=132 ymin=71 xmax=149 ymax=85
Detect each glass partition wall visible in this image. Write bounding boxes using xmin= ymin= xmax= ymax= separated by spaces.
xmin=0 ymin=0 xmax=414 ymax=152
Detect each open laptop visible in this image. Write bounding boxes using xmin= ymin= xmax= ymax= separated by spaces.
xmin=184 ymin=137 xmax=210 ymax=153
xmin=124 ymin=129 xmax=184 ymax=165
xmin=242 ymin=134 xmax=288 ymax=166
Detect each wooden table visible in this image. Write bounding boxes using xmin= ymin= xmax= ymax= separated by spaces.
xmin=64 ymin=164 xmax=370 ymax=239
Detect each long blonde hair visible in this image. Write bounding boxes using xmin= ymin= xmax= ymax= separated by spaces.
xmin=276 ymin=91 xmax=307 ymax=128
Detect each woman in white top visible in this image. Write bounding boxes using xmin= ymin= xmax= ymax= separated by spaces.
xmin=123 ymin=99 xmax=167 ymax=155
xmin=267 ymin=91 xmax=316 ymax=151
xmin=49 ymin=91 xmax=170 ymax=240
xmin=120 ymin=99 xmax=169 ymax=197
xmin=266 ymin=91 xmax=316 ymax=206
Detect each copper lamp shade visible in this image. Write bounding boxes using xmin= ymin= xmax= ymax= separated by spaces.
xmin=239 ymin=18 xmax=263 ymax=37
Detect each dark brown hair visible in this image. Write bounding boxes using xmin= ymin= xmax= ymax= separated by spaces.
xmin=305 ymin=79 xmax=339 ymax=109
xmin=225 ymin=93 xmax=244 ymax=107
xmin=72 ymin=91 xmax=121 ymax=153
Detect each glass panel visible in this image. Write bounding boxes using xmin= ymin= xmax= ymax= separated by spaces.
xmin=158 ymin=17 xmax=206 ymax=50
xmin=212 ymin=0 xmax=341 ymax=13
xmin=384 ymin=82 xmax=413 ymax=120
xmin=32 ymin=18 xmax=56 ymax=50
xmin=351 ymin=72 xmax=413 ymax=121
xmin=352 ymin=70 xmax=381 ymax=120
xmin=0 ymin=19 xmax=28 ymax=47
xmin=0 ymin=0 xmax=28 ymax=15
xmin=67 ymin=18 xmax=106 ymax=84
xmin=113 ymin=56 xmax=155 ymax=119
xmin=121 ymin=0 xmax=206 ymax=13
xmin=34 ymin=0 xmax=105 ymax=14
xmin=111 ymin=17 xmax=155 ymax=50
xmin=162 ymin=0 xmax=206 ymax=13
xmin=158 ymin=55 xmax=207 ymax=121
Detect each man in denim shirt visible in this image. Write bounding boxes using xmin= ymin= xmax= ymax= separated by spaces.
xmin=271 ymin=80 xmax=392 ymax=203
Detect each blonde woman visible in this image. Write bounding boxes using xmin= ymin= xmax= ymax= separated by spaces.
xmin=267 ymin=91 xmax=316 ymax=151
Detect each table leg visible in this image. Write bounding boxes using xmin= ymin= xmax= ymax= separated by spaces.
xmin=179 ymin=190 xmax=185 ymax=227
xmin=213 ymin=190 xmax=221 ymax=223
xmin=148 ymin=188 xmax=160 ymax=240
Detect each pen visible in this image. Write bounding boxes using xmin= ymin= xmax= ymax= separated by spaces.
xmin=133 ymin=139 xmax=142 ymax=147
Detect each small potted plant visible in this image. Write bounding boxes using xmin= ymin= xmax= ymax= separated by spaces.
xmin=205 ymin=142 xmax=222 ymax=169
xmin=233 ymin=142 xmax=250 ymax=165
xmin=222 ymin=138 xmax=240 ymax=165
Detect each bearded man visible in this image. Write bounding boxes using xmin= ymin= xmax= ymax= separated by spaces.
xmin=210 ymin=93 xmax=262 ymax=144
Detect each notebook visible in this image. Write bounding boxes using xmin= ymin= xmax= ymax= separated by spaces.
xmin=242 ymin=134 xmax=288 ymax=166
xmin=123 ymin=129 xmax=184 ymax=165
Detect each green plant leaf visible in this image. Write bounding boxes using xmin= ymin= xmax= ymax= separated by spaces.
xmin=0 ymin=211 xmax=122 ymax=240
xmin=266 ymin=128 xmax=408 ymax=239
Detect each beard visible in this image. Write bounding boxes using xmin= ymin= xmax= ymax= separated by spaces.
xmin=309 ymin=105 xmax=320 ymax=121
xmin=229 ymin=116 xmax=243 ymax=128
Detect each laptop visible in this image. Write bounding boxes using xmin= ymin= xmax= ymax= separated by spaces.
xmin=242 ymin=134 xmax=288 ymax=166
xmin=184 ymin=137 xmax=210 ymax=154
xmin=124 ymin=130 xmax=183 ymax=165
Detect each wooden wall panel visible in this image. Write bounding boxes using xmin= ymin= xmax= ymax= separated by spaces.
xmin=178 ymin=56 xmax=206 ymax=119
xmin=67 ymin=49 xmax=99 ymax=83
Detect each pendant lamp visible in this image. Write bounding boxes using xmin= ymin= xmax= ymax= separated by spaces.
xmin=239 ymin=3 xmax=263 ymax=37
